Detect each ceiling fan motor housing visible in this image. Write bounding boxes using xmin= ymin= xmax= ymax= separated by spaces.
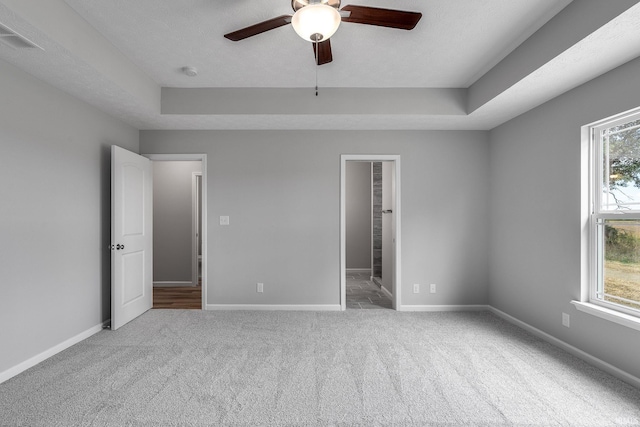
xmin=292 ymin=0 xmax=341 ymax=12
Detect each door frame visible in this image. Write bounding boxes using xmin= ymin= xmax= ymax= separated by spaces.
xmin=145 ymin=153 xmax=208 ymax=310
xmin=340 ymin=154 xmax=401 ymax=310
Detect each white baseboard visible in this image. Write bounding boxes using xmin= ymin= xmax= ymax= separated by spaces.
xmin=487 ymin=306 xmax=640 ymax=390
xmin=0 ymin=321 xmax=107 ymax=384
xmin=206 ymin=304 xmax=342 ymax=311
xmin=153 ymin=281 xmax=195 ymax=287
xmin=371 ymin=277 xmax=393 ymax=300
xmin=346 ymin=268 xmax=372 ymax=274
xmin=399 ymin=304 xmax=490 ymax=312
xmin=380 ymin=285 xmax=393 ymax=299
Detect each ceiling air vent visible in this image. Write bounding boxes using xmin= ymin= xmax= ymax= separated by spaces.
xmin=0 ymin=23 xmax=43 ymax=50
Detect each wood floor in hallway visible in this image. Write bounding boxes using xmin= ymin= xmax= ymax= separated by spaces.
xmin=153 ymin=285 xmax=201 ymax=309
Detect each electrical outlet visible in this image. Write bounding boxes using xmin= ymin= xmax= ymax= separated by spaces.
xmin=562 ymin=313 xmax=570 ymax=328
xmin=413 ymin=284 xmax=420 ymax=294
xmin=430 ymin=283 xmax=437 ymax=294
xmin=257 ymin=282 xmax=264 ymax=293
xmin=220 ymin=216 xmax=230 ymax=226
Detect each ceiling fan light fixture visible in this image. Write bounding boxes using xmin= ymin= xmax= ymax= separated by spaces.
xmin=291 ymin=4 xmax=341 ymax=42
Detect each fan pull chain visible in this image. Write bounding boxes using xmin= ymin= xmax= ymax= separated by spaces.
xmin=315 ymin=39 xmax=319 ymax=96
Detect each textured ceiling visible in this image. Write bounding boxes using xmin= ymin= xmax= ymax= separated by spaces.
xmin=1 ymin=0 xmax=640 ymax=131
xmin=62 ymin=0 xmax=569 ymax=88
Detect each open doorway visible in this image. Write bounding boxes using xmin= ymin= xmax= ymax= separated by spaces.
xmin=145 ymin=154 xmax=208 ymax=310
xmin=341 ymin=155 xmax=401 ymax=311
xmin=344 ymin=161 xmax=391 ymax=309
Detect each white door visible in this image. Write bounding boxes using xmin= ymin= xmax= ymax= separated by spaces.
xmin=192 ymin=173 xmax=202 ymax=287
xmin=111 ymin=146 xmax=153 ymax=330
xmin=381 ymin=161 xmax=394 ymax=297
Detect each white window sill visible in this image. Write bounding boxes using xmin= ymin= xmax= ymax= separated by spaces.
xmin=571 ymin=301 xmax=640 ymax=332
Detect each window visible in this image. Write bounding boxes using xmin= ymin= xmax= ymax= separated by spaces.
xmin=589 ymin=109 xmax=640 ymax=318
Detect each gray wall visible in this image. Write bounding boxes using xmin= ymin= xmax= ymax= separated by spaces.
xmin=489 ymin=56 xmax=640 ymax=379
xmin=140 ymin=130 xmax=491 ymax=307
xmin=345 ymin=161 xmax=371 ymax=270
xmin=153 ymin=161 xmax=201 ymax=283
xmin=0 ymin=59 xmax=138 ymax=375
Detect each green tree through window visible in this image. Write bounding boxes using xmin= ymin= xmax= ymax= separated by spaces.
xmin=593 ymin=113 xmax=640 ymax=315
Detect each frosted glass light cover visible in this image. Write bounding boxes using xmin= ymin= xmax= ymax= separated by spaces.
xmin=291 ymin=4 xmax=341 ymax=42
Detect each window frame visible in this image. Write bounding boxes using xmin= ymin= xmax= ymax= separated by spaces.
xmin=588 ymin=108 xmax=640 ymax=319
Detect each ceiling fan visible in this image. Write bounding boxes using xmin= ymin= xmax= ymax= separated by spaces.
xmin=224 ymin=0 xmax=422 ymax=65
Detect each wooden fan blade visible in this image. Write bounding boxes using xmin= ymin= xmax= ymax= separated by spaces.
xmin=340 ymin=5 xmax=421 ymax=30
xmin=312 ymin=39 xmax=333 ymax=65
xmin=224 ymin=15 xmax=292 ymax=41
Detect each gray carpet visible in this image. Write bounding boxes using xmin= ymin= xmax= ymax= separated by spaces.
xmin=1 ymin=310 xmax=639 ymax=426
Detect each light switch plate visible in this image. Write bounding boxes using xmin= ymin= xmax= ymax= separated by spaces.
xmin=220 ymin=216 xmax=229 ymax=226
